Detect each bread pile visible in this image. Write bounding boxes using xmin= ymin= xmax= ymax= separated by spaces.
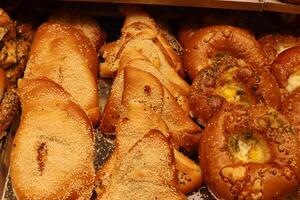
xmin=97 ymin=6 xmax=202 ymax=197
xmin=10 ymin=13 xmax=104 ymax=199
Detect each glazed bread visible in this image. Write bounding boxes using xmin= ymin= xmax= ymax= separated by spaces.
xmin=100 ymin=130 xmax=186 ymax=200
xmin=24 ymin=22 xmax=100 ymax=124
xmin=183 ymin=25 xmax=267 ymax=80
xmin=10 ymin=79 xmax=95 ymax=199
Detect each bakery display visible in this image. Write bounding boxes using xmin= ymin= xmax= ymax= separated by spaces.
xmin=0 ymin=3 xmax=299 ymax=200
xmin=200 ymin=105 xmax=300 ymax=199
xmin=10 ymin=79 xmax=95 ymax=199
xmin=183 ymin=25 xmax=267 ymax=81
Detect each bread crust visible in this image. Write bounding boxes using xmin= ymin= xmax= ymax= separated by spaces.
xmin=259 ymin=34 xmax=300 ymax=64
xmin=184 ymin=25 xmax=266 ymax=80
xmin=270 ymin=46 xmax=300 ymax=90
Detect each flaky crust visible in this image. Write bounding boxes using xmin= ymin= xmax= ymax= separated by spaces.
xmin=200 ymin=105 xmax=300 ymax=200
xmin=184 ymin=25 xmax=266 ymax=80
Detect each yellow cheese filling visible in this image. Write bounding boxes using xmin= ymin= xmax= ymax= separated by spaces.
xmin=286 ymin=70 xmax=300 ymax=93
xmin=229 ymin=134 xmax=270 ymax=163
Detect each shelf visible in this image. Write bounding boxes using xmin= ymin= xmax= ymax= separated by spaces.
xmin=55 ymin=0 xmax=300 ymax=14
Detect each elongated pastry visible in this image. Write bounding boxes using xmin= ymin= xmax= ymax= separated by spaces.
xmin=24 ymin=22 xmax=100 ymax=124
xmin=10 ymin=79 xmax=95 ymax=200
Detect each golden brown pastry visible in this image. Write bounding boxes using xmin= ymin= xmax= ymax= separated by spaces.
xmin=183 ymin=25 xmax=266 ymax=80
xmin=200 ymin=105 xmax=300 ymax=200
xmin=174 ymin=149 xmax=202 ymax=194
xmin=189 ymin=55 xmax=281 ymax=125
xmin=101 ymin=61 xmax=201 ymax=152
xmin=24 ymin=22 xmax=100 ymax=125
xmin=270 ymin=46 xmax=300 ymax=94
xmin=49 ymin=11 xmax=106 ymax=51
xmin=100 ymin=5 xmax=185 ymax=78
xmin=10 ymin=79 xmax=95 ymax=200
xmin=98 ymin=130 xmax=187 ymax=200
xmin=259 ymin=34 xmax=300 ymax=64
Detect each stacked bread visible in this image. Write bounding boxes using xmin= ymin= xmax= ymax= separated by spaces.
xmin=10 ymin=13 xmax=104 ymax=199
xmin=97 ymin=6 xmax=202 ymax=197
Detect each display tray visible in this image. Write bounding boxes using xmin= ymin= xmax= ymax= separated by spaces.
xmin=0 ymin=2 xmax=299 ymax=199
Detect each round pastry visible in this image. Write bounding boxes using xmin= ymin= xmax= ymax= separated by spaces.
xmin=183 ymin=25 xmax=266 ymax=80
xmin=270 ymin=46 xmax=300 ymax=94
xmin=281 ymin=87 xmax=300 ymax=131
xmin=177 ymin=20 xmax=200 ymax=49
xmin=200 ymin=105 xmax=300 ymax=200
xmin=189 ymin=56 xmax=281 ymax=125
xmin=259 ymin=34 xmax=300 ymax=64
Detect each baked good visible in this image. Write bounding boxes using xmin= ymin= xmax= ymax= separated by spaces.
xmin=177 ymin=20 xmax=200 ymax=49
xmin=281 ymin=87 xmax=300 ymax=131
xmin=0 ymin=9 xmax=34 ymax=84
xmin=189 ymin=55 xmax=281 ymax=125
xmin=10 ymin=78 xmax=95 ymax=199
xmin=49 ymin=11 xmax=106 ymax=51
xmin=270 ymin=46 xmax=300 ymax=94
xmin=100 ymin=5 xmax=185 ymax=78
xmin=183 ymin=25 xmax=266 ymax=80
xmin=96 ymin=101 xmax=169 ymax=197
xmin=0 ymin=69 xmax=19 ymax=137
xmin=101 ymin=49 xmax=191 ymax=132
xmin=101 ymin=62 xmax=201 ymax=152
xmin=174 ymin=149 xmax=202 ymax=194
xmin=97 ymin=101 xmax=201 ymax=196
xmin=99 ymin=130 xmax=186 ymax=200
xmin=200 ymin=105 xmax=300 ymax=199
xmin=24 ymin=22 xmax=100 ymax=124
xmin=259 ymin=34 xmax=300 ymax=64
